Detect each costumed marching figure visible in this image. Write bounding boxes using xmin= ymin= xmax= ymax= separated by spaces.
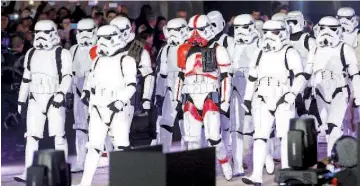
xmin=230 ymin=14 xmax=262 ymax=176
xmin=154 ymin=18 xmax=189 ymax=152
xmin=241 ymin=20 xmax=306 ymax=185
xmin=172 ymin=14 xmax=233 ymax=180
xmin=110 ymin=16 xmax=155 ymax=141
xmin=305 ymin=16 xmax=360 ymax=156
xmin=336 ymin=7 xmax=360 ymax=137
xmin=75 ymin=25 xmax=137 ymax=186
xmin=207 ymin=10 xmax=235 ymax=151
xmin=70 ymin=18 xmax=98 ymax=173
xmin=15 ymin=20 xmax=72 ymax=182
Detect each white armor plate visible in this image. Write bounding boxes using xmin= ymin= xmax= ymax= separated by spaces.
xmin=29 ymin=73 xmax=59 ymax=94
xmin=182 ymin=83 xmax=219 ymax=94
xmin=256 ymin=76 xmax=289 ymax=98
xmin=312 ymin=69 xmax=347 ymax=102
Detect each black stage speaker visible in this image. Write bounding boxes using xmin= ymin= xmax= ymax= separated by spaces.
xmin=31 ymin=149 xmax=71 ymax=186
xmin=289 ymin=118 xmax=318 ymax=168
xmin=26 ymin=165 xmax=48 ymax=186
xmin=110 ymin=145 xmax=216 ymax=186
xmin=287 ymin=130 xmax=305 ymax=169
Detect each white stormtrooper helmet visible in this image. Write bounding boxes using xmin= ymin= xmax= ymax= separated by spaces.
xmin=255 ymin=20 xmax=264 ymax=38
xmin=76 ymin=18 xmax=97 ymax=47
xmin=286 ymin=11 xmax=306 ymax=34
xmin=110 ymin=16 xmax=135 ymax=43
xmin=96 ymin=25 xmax=127 ymax=56
xmin=271 ymin=12 xmax=291 ymax=33
xmin=262 ymin=20 xmax=289 ymax=51
xmin=207 ymin=10 xmax=226 ymax=36
xmin=33 ymin=20 xmax=60 ymax=50
xmin=316 ymin=16 xmax=342 ymax=47
xmin=187 ymin=15 xmax=214 ymax=47
xmin=163 ymin=18 xmax=188 ymax=46
xmin=233 ymin=14 xmax=258 ymax=44
xmin=337 ymin=7 xmax=358 ymax=33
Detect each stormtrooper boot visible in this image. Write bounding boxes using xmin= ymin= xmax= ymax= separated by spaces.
xmin=265 ymin=139 xmax=275 ymax=174
xmin=71 ymin=130 xmax=88 ymax=173
xmin=14 ymin=137 xmax=39 ymax=182
xmin=231 ymin=131 xmax=245 ymax=177
xmin=242 ymin=139 xmax=266 ymax=185
xmin=77 ymin=147 xmax=102 ymax=186
xmin=214 ymin=140 xmax=233 ymax=181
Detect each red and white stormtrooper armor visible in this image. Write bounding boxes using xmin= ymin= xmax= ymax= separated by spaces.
xmin=15 ymin=20 xmax=72 ymax=182
xmin=241 ymin=20 xmax=306 ymax=185
xmin=76 ymin=25 xmax=137 ymax=186
xmin=154 ymin=18 xmax=188 ymax=152
xmin=230 ymin=14 xmax=260 ymax=176
xmin=337 ymin=7 xmax=360 ymax=136
xmin=70 ymin=18 xmax=97 ymax=173
xmin=110 ymin=16 xmax=154 ymax=114
xmin=207 ymin=11 xmax=235 ymax=151
xmin=305 ymin=16 xmax=360 ymax=156
xmin=172 ymin=15 xmax=233 ymax=180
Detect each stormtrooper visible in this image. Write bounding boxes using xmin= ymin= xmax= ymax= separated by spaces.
xmin=286 ymin=11 xmax=317 ymax=118
xmin=241 ymin=20 xmax=306 ymax=185
xmin=230 ymin=14 xmax=261 ymax=176
xmin=14 ymin=20 xmax=72 ymax=182
xmin=70 ymin=18 xmax=97 ymax=173
xmin=154 ymin=18 xmax=188 ymax=152
xmin=255 ymin=20 xmax=264 ymax=38
xmin=336 ymin=7 xmax=360 ymax=137
xmin=305 ymin=16 xmax=360 ymax=156
xmin=207 ymin=10 xmax=235 ymax=152
xmin=172 ymin=14 xmax=233 ymax=180
xmin=76 ymin=25 xmax=137 ymax=186
xmin=110 ymin=16 xmax=155 ymax=138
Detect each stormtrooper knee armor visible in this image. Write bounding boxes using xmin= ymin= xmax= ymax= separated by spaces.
xmin=77 ymin=25 xmax=137 ymax=186
xmin=306 ymin=16 xmax=360 ymax=156
xmin=241 ymin=20 xmax=306 ymax=185
xmin=70 ymin=18 xmax=98 ymax=173
xmin=207 ymin=10 xmax=235 ymax=151
xmin=15 ymin=20 xmax=72 ymax=182
xmin=155 ymin=18 xmax=188 ymax=152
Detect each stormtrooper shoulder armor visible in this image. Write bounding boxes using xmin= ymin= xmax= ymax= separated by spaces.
xmin=177 ymin=43 xmax=192 ymax=69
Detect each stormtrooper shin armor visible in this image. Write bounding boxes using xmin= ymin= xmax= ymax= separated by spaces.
xmin=307 ymin=16 xmax=360 ymax=156
xmin=71 ymin=18 xmax=97 ymax=173
xmin=173 ymin=14 xmax=233 ymax=180
xmin=207 ymin=10 xmax=235 ymax=153
xmin=242 ymin=20 xmax=306 ymax=184
xmin=15 ymin=20 xmax=72 ymax=182
xmin=78 ymin=25 xmax=137 ymax=186
xmin=230 ymin=14 xmax=260 ymax=176
xmin=155 ymin=18 xmax=188 ymax=152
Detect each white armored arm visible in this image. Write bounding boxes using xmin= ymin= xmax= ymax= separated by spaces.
xmin=57 ymin=49 xmax=73 ymax=94
xmin=344 ymin=44 xmax=360 ymax=102
xmin=139 ymin=49 xmax=155 ymax=108
xmin=286 ymin=48 xmax=307 ymax=96
xmin=18 ymin=49 xmax=33 ymax=104
xmin=155 ymin=46 xmax=168 ymax=97
xmin=216 ymin=45 xmax=232 ymax=112
xmin=243 ymin=49 xmax=260 ymax=101
xmin=119 ymin=56 xmax=137 ymax=103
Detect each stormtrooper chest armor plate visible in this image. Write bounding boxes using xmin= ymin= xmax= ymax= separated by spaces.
xmin=29 ymin=48 xmax=60 ymax=94
xmin=312 ymin=45 xmax=347 ymax=101
xmin=256 ymin=47 xmax=291 ymax=99
xmin=74 ymin=46 xmax=93 ymax=78
xmin=182 ymin=48 xmax=220 ymax=94
xmin=342 ymin=29 xmax=359 ymax=48
xmin=91 ymin=53 xmax=128 ymax=107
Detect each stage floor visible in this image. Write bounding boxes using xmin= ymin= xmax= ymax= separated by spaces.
xmin=1 ymin=141 xmax=327 ymax=186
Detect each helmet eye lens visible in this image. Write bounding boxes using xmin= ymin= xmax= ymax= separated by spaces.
xmin=286 ymin=20 xmax=298 ymax=25
xmin=211 ymin=23 xmax=216 ymax=27
xmin=272 ymin=31 xmax=280 ymax=35
xmin=78 ymin=28 xmax=93 ymax=33
xmin=242 ymin=25 xmax=249 ymax=29
xmin=99 ymin=36 xmax=111 ymax=40
xmin=330 ymin=27 xmax=338 ymax=31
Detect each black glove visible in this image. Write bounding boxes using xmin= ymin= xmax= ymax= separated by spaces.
xmin=65 ymin=93 xmax=74 ymax=111
xmin=107 ymin=100 xmax=124 ymax=113
xmin=81 ymin=90 xmax=90 ymax=106
xmin=52 ymin=92 xmax=65 ymax=108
